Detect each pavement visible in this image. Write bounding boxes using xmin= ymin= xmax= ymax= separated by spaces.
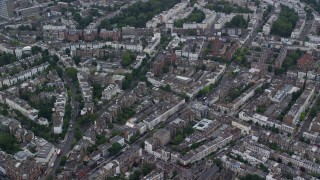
xmin=48 ymin=72 xmax=79 ymax=177
xmin=296 ymin=94 xmax=319 ymax=139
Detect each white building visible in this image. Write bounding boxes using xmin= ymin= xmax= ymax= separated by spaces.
xmin=102 ymin=84 xmax=121 ymax=100
xmin=5 ymin=97 xmax=38 ymax=120
xmin=36 ymin=143 xmax=55 ymax=163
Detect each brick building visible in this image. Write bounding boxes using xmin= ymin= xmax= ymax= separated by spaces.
xmin=297 ymin=53 xmax=313 ymax=72
xmin=152 ymin=52 xmax=177 ymax=76
xmin=100 ymin=29 xmax=121 ymax=41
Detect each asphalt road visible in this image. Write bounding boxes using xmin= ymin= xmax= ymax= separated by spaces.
xmin=296 ymin=94 xmax=319 ymax=139
xmin=49 ymin=72 xmax=79 ymax=177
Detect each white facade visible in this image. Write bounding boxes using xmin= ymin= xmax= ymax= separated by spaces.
xmin=144 ymin=99 xmax=185 ymax=130
xmin=5 ymin=98 xmax=38 ymax=120
xmin=53 ymin=123 xmax=63 ymax=134
xmin=102 ymin=84 xmax=121 ymax=100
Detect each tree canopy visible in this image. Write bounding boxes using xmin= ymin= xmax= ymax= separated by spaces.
xmin=99 ymin=0 xmax=180 ymax=29
xmin=240 ymin=174 xmax=264 ymax=180
xmin=225 ymin=15 xmax=248 ymax=28
xmin=121 ymin=51 xmax=136 ymax=67
xmin=174 ymin=8 xmax=206 ymax=28
xmin=73 ymin=13 xmax=93 ymax=29
xmin=0 ymin=132 xmax=21 ymax=154
xmin=108 ymin=142 xmax=123 ymax=155
xmin=66 ymin=67 xmax=78 ymax=81
xmin=300 ymin=0 xmax=320 ymax=14
xmin=206 ymin=1 xmax=253 ymax=14
xmin=0 ymin=53 xmax=17 ymax=67
xmin=271 ymin=6 xmax=299 ymax=37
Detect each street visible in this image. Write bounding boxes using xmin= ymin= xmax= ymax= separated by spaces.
xmin=48 ymin=72 xmax=79 ymax=177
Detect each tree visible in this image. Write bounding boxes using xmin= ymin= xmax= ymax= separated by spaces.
xmin=164 ymin=84 xmax=171 ymax=92
xmin=36 ymin=36 xmax=43 ymax=41
xmin=129 ymin=170 xmax=141 ymax=180
xmin=141 ymin=163 xmax=152 ymax=175
xmin=108 ymin=142 xmax=123 ymax=155
xmin=225 ymin=15 xmax=248 ymax=28
xmin=0 ymin=132 xmax=21 ymax=154
xmin=96 ymin=134 xmax=107 ymax=145
xmin=0 ymin=53 xmax=17 ymax=67
xmin=73 ymin=56 xmax=81 ymax=65
xmin=122 ymin=79 xmax=130 ymax=90
xmin=92 ymin=61 xmax=97 ymax=66
xmin=108 ymin=123 xmax=114 ymax=129
xmin=92 ymin=82 xmax=103 ymax=100
xmin=267 ymin=65 xmax=272 ymax=72
xmin=271 ymin=6 xmax=299 ymax=37
xmin=74 ymin=126 xmax=82 ymax=140
xmin=171 ymin=134 xmax=184 ymax=145
xmin=121 ymin=51 xmax=135 ymax=67
xmin=174 ymin=8 xmax=205 ymax=27
xmin=162 ymin=65 xmax=169 ymax=73
xmin=214 ymin=158 xmax=223 ymax=169
xmin=31 ymin=46 xmax=42 ymax=55
xmin=1 ymin=108 xmax=8 ymax=116
xmin=66 ymin=67 xmax=78 ymax=81
xmin=240 ymin=174 xmax=264 ymax=180
xmin=65 ymin=48 xmax=71 ymax=56
xmin=300 ymin=112 xmax=306 ymax=121
xmin=99 ymin=0 xmax=181 ymax=29
xmin=310 ymin=107 xmax=317 ymax=118
xmin=60 ymin=156 xmax=67 ymax=166
xmin=259 ymin=163 xmax=269 ymax=172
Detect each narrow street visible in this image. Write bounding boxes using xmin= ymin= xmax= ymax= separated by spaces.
xmin=49 ymin=72 xmax=79 ymax=177
xmin=296 ymin=94 xmax=319 ymax=139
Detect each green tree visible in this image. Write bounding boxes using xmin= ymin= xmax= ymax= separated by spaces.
xmin=240 ymin=174 xmax=264 ymax=180
xmin=73 ymin=56 xmax=81 ymax=65
xmin=225 ymin=15 xmax=248 ymax=28
xmin=65 ymin=48 xmax=71 ymax=56
xmin=108 ymin=142 xmax=123 ymax=155
xmin=0 ymin=132 xmax=21 ymax=154
xmin=92 ymin=82 xmax=103 ymax=100
xmin=300 ymin=112 xmax=306 ymax=121
xmin=60 ymin=155 xmax=67 ymax=166
xmin=271 ymin=6 xmax=299 ymax=37
xmin=74 ymin=126 xmax=82 ymax=140
xmin=121 ymin=51 xmax=135 ymax=67
xmin=66 ymin=67 xmax=78 ymax=81
xmin=141 ymin=163 xmax=152 ymax=176
xmin=164 ymin=84 xmax=171 ymax=92
xmin=31 ymin=46 xmax=42 ymax=55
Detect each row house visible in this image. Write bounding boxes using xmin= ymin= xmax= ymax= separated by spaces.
xmin=4 ymin=95 xmax=38 ymax=120
xmin=152 ymin=51 xmax=177 ymax=76
xmin=239 ymin=111 xmax=295 ymax=134
xmin=93 ymin=161 xmax=120 ymax=179
xmin=284 ymin=86 xmax=315 ymax=125
xmin=101 ymin=84 xmax=121 ymax=100
xmin=0 ymin=116 xmax=34 ymax=143
xmin=99 ymin=29 xmax=121 ymax=41
xmin=232 ymin=79 xmax=266 ymax=111
xmin=231 ymin=145 xmax=267 ymax=166
xmin=175 ymin=132 xmax=233 ymax=166
xmin=275 ymin=47 xmax=287 ymax=68
xmin=115 ymin=145 xmax=142 ymax=174
xmin=0 ymin=62 xmax=49 ymax=88
xmin=4 ymin=157 xmax=41 ymax=180
xmin=272 ymin=153 xmax=320 ymax=174
xmin=143 ymin=98 xmax=185 ymax=130
xmin=77 ymin=72 xmax=93 ymax=115
xmin=105 ymin=41 xmax=143 ymax=52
